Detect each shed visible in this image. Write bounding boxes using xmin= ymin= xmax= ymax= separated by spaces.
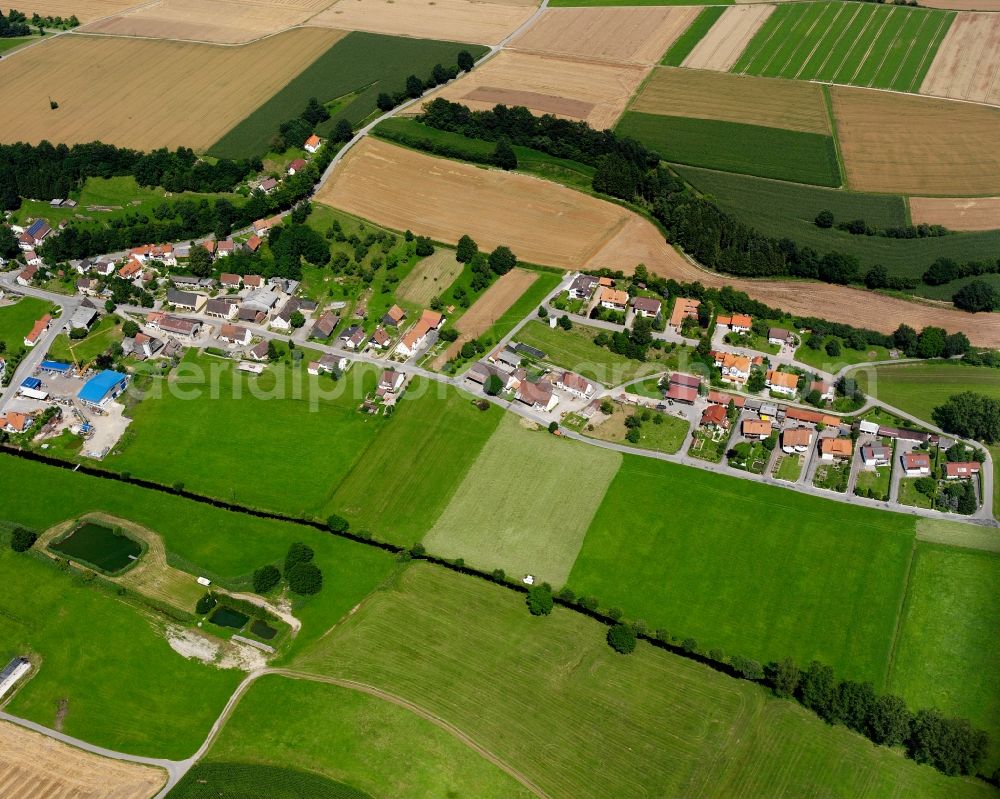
xmin=40 ymin=360 xmax=72 ymax=374
xmin=20 ymin=377 xmax=42 ymax=390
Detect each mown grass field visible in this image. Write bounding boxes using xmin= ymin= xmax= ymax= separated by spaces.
xmin=887 ymin=544 xmax=1000 ymax=770
xmin=568 ymin=455 xmax=915 ymax=684
xmin=110 ymin=351 xmax=386 ymax=519
xmin=210 ymin=33 xmax=488 ymax=159
xmin=732 ymin=1 xmax=954 ymax=93
xmin=660 ymin=6 xmax=726 ymax=66
xmin=0 ymin=456 xmax=398 ymax=658
xmin=0 ymin=296 xmax=51 ymax=354
xmin=794 ymin=338 xmax=891 ymax=373
xmin=199 ymin=674 xmax=533 ymax=798
xmin=617 ymin=113 xmax=841 ymax=186
xmin=46 ymin=315 xmax=124 ymax=366
xmin=172 ymin=763 xmax=372 ymax=799
xmin=675 ymin=165 xmax=1000 ymax=278
xmin=0 ymin=534 xmax=241 ymax=759
xmin=330 ymin=381 xmax=502 ymax=546
xmin=422 ymin=414 xmax=621 ymax=585
xmin=293 ymin=563 xmax=991 ymax=799
xmin=851 ymin=362 xmax=1000 ymax=424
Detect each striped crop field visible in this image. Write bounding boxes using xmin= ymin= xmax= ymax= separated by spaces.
xmin=731 ymin=1 xmax=954 ymax=93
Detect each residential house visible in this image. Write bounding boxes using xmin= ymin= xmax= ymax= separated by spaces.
xmin=945 ymin=462 xmax=981 ymax=480
xmin=768 ymin=328 xmax=792 ymax=346
xmin=24 ymin=250 xmax=42 ymax=267
xmin=379 ymin=369 xmax=405 ymax=394
xmin=23 ymin=314 xmax=51 ymax=347
xmin=598 ymin=277 xmax=613 ymax=287
xmin=555 ymin=371 xmax=596 ymax=399
xmin=304 ymin=134 xmax=322 ymax=153
xmin=861 ymin=445 xmax=891 ymax=467
xmin=669 ymin=297 xmax=700 ymax=329
xmin=171 ymin=274 xmax=202 ymax=288
xmin=157 ymin=315 xmax=201 ymax=338
xmin=717 ymin=313 xmax=752 ymax=333
xmin=24 ymin=219 xmax=52 ymax=247
xmin=218 ymin=324 xmax=251 ymax=346
xmin=124 ymin=332 xmax=164 ymax=360
xmin=118 ymin=257 xmax=143 ymax=280
xmin=516 ymin=379 xmax=558 ymax=412
xmin=382 ymin=305 xmax=406 ymax=328
xmin=742 ymin=419 xmax=772 ymax=439
xmin=599 ymin=287 xmax=628 ymax=312
xmin=720 ymin=352 xmax=751 ymax=384
xmin=467 ymin=361 xmax=519 ymax=392
xmin=256 ymin=178 xmax=278 ymax=194
xmin=246 ymin=234 xmax=262 ymax=253
xmin=632 ymin=296 xmax=662 ymax=320
xmin=167 ymin=290 xmax=207 ymax=313
xmin=308 ymin=353 xmax=348 ymax=375
xmin=782 ymin=427 xmax=813 ymax=453
xmin=766 ymin=369 xmax=798 ymax=397
xmin=820 ymin=437 xmax=853 ymax=460
xmin=205 ymin=298 xmax=238 ymax=320
xmin=76 ymin=277 xmax=99 ymax=295
xmin=219 ymin=273 xmax=242 ymax=290
xmin=707 ymin=390 xmax=745 ymax=410
xmin=247 ymin=341 xmax=269 ymax=361
xmin=311 ymin=310 xmax=340 ymax=339
xmin=271 ymin=298 xmax=302 ymax=332
xmin=287 ymin=158 xmax=307 ymax=175
xmin=16 ymin=264 xmax=38 ymax=285
xmin=880 ymin=426 xmax=938 ymax=445
xmin=340 ymin=325 xmax=366 ymax=351
xmin=243 ymin=275 xmax=264 ymax=289
xmin=0 ymin=411 xmax=33 ymax=433
xmin=568 ymin=274 xmax=598 ymax=300
xmin=858 ymin=420 xmax=881 ymax=436
xmin=810 ymin=380 xmax=834 ymax=401
xmin=91 ymin=260 xmax=115 ymax=277
xmin=203 ymin=240 xmax=217 ymax=257
xmin=700 ymin=404 xmax=729 ymax=431
xmin=216 ymin=239 xmax=235 ymax=258
xmin=395 ymin=309 xmax=443 ymax=358
xmin=787 ymin=407 xmax=841 ymax=427
xmin=369 ymin=326 xmax=391 ymax=349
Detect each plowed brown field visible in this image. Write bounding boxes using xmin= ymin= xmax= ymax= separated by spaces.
xmin=832 ymin=86 xmax=1000 ymax=195
xmin=910 ymin=196 xmax=1000 ymax=230
xmin=0 ymin=721 xmax=166 ymax=799
xmin=411 ymin=50 xmax=648 ymax=130
xmin=81 ymin=0 xmax=335 ymax=42
xmin=630 ymin=67 xmax=830 ymax=134
xmin=509 ymin=7 xmax=700 ymax=65
xmin=681 ymin=4 xmax=775 ymax=71
xmin=0 ymin=29 xmax=342 ymax=149
xmin=920 ymin=12 xmax=1000 ymax=106
xmin=3 ymin=0 xmax=143 ymax=22
xmin=309 ymin=0 xmax=533 ymax=46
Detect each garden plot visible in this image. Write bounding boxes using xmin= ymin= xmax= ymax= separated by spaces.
xmin=509 ymin=6 xmax=701 ymax=65
xmin=920 ymin=12 xmax=1000 ymax=106
xmin=396 ymin=249 xmax=464 ymax=306
xmin=411 ymin=50 xmax=648 ymax=130
xmin=681 ymin=4 xmax=775 ymax=71
xmin=0 ymin=29 xmax=342 ymax=149
xmin=309 ymin=0 xmax=534 ymax=46
xmin=910 ymin=196 xmax=1000 ymax=231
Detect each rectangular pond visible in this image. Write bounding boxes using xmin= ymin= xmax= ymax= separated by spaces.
xmin=50 ymin=522 xmax=141 ymax=573
xmin=210 ymin=606 xmax=249 ymax=630
xmin=250 ymin=620 xmax=277 ymax=640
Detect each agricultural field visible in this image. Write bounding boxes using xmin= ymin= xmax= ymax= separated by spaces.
xmin=910 ymin=196 xmax=1000 ymax=232
xmin=172 ymin=763 xmax=371 ymax=799
xmin=0 ymin=35 xmax=38 ymax=54
xmin=81 ymin=0 xmax=335 ymax=42
xmin=194 ymin=675 xmax=533 ymax=798
xmin=916 ymin=518 xmax=1000 ymax=554
xmin=293 ymin=563 xmax=992 ymax=799
xmin=618 ymin=112 xmax=841 ymax=186
xmin=422 ymin=414 xmax=621 ymax=585
xmin=21 ymin=0 xmax=144 ymax=22
xmin=211 ymin=32 xmax=488 ymax=159
xmin=508 ymin=6 xmax=701 ymax=65
xmin=309 ymin=0 xmax=534 ymax=46
xmin=660 ymin=7 xmax=726 ymax=66
xmin=887 ymin=544 xmax=1000 ymax=769
xmin=851 ymin=361 xmax=1000 ymax=424
xmin=920 ymin=12 xmax=1000 ymax=106
xmin=731 ymin=1 xmax=954 ymax=93
xmin=0 ymin=29 xmax=342 ymax=150
xmin=0 ymin=296 xmax=51 ymax=355
xmin=330 ymin=380 xmax=502 ymax=547
xmin=395 ymin=250 xmax=464 ymax=306
xmin=831 ymin=86 xmax=1000 ymax=195
xmin=0 ymin=721 xmax=166 ymax=799
xmin=569 ymin=455 xmax=916 ymax=684
xmin=680 ymin=4 xmax=774 ymax=71
xmin=630 ymin=67 xmax=831 ymax=134
xmin=676 ymin=166 xmax=1000 ymax=277
xmin=412 ymin=50 xmax=648 ymax=130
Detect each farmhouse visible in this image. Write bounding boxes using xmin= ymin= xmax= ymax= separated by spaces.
xmin=880 ymin=425 xmax=937 ymax=445
xmin=205 ymin=298 xmax=238 ymax=319
xmin=23 ymin=250 xmax=42 ymax=267
xmin=220 ymin=273 xmax=242 ymax=289
xmin=252 ymin=216 xmax=283 ymax=237
xmin=218 ymin=324 xmax=251 ymax=346
xmin=669 ymin=297 xmax=700 ymax=329
xmin=382 ymin=305 xmax=406 ymax=328
xmin=76 ymin=277 xmax=99 ymax=295
xmin=216 ymin=239 xmax=235 ymax=258
xmin=742 ymin=419 xmax=772 ymax=439
xmin=256 ymin=178 xmax=278 ymax=194
xmin=666 ymin=372 xmax=699 ymax=404
xmin=599 ymin=287 xmax=629 ymax=312
xmin=555 ymin=371 xmax=596 ymax=399
xmin=516 ymin=379 xmax=558 ymax=412
xmin=340 ymin=325 xmax=366 ymax=351
xmin=766 ymin=370 xmax=798 ymax=397
xmin=157 ymin=315 xmax=201 ymax=338
xmin=787 ymin=407 xmax=841 ymax=427
xmin=945 ymin=462 xmax=981 ymax=479
xmin=16 ymin=264 xmax=38 ymax=286
xmin=631 ymin=296 xmax=661 ymax=319
xmin=24 ymin=218 xmax=52 ymax=246
xmin=568 ymin=274 xmax=598 ymax=300
xmin=271 ymin=298 xmax=302 ymax=332
xmin=820 ymin=437 xmax=853 ymax=460
xmin=246 ymin=234 xmax=262 ymax=253
xmin=700 ymin=404 xmax=729 ymax=431
xmin=304 ymin=134 xmax=322 ymax=153
xmin=24 ymin=314 xmax=51 ymax=347
xmin=467 ymin=361 xmax=519 ymax=392
xmin=768 ymin=328 xmax=792 ymax=346
xmin=123 ymin=332 xmax=164 ymax=360
xmin=247 ymin=341 xmax=269 ymax=361
xmin=861 ymin=444 xmax=891 ymax=467
xmin=167 ymin=290 xmax=207 ymax=313
xmin=118 ymin=258 xmax=143 ymax=280
xmin=395 ymin=309 xmax=444 ymax=358
xmin=78 ymin=369 xmax=129 ymax=407
xmin=288 ymin=158 xmax=307 ymax=175
xmin=782 ymin=427 xmax=812 ymax=453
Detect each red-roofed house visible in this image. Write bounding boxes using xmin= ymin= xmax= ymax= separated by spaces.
xmin=766 ymin=369 xmax=798 ymax=397
xmin=287 ymin=158 xmax=307 ymax=175
xmin=16 ymin=264 xmax=38 ymax=285
xmin=24 ymin=314 xmax=51 ymax=347
xmin=118 ymin=258 xmax=143 ymax=279
xmin=669 ymin=297 xmax=700 ymax=329
xmin=902 ymin=452 xmax=931 ymax=476
xmin=246 ymin=234 xmax=261 ymax=253
xmin=555 ymin=371 xmax=596 ymax=399
xmin=304 ymin=134 xmax=322 ymax=153
xmin=945 ymin=462 xmax=981 ymax=479
xmin=700 ymin=404 xmax=728 ymax=430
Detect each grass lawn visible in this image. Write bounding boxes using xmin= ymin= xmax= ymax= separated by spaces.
xmin=994 ymin=446 xmax=1000 ymax=522
xmin=293 ymin=563 xmax=989 ymax=799
xmin=0 ymin=535 xmax=241 ymax=759
xmin=661 ymin=7 xmax=726 ymax=66
xmin=422 ymin=414 xmax=621 ymax=585
xmin=569 ymin=455 xmax=915 ymax=684
xmin=617 ymin=113 xmax=841 ymax=187
xmin=852 ymin=362 xmax=1000 ymax=425
xmin=813 ymin=460 xmax=851 ymax=492
xmin=773 ymin=452 xmax=804 ymax=482
xmin=585 ymin=405 xmax=689 ymax=454
xmin=172 ymin=763 xmax=370 ymax=799
xmin=0 ymin=35 xmax=39 ymax=54
xmin=515 ymin=320 xmax=669 ymax=386
xmin=0 ymin=456 xmax=398 ymax=659
xmin=108 ymin=351 xmax=386 ymax=519
xmin=630 ymin=376 xmax=664 ymax=399
xmin=898 ymin=478 xmax=934 ymax=509
xmin=795 ymin=338 xmax=891 ymax=372
xmin=46 ymin=315 xmax=123 ymax=366
xmin=210 ymin=33 xmax=488 ymax=158
xmin=888 ymin=544 xmax=1000 ymax=770
xmin=199 ymin=674 xmax=532 ymax=798
xmin=330 ymin=380 xmax=502 ymax=547
xmin=855 ymin=465 xmax=891 ymax=501
xmin=0 ymin=296 xmax=51 ymax=354
xmin=916 ymin=517 xmax=1000 ymax=554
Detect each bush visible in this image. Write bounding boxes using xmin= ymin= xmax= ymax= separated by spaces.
xmin=326 ymin=513 xmax=349 ymax=534
xmin=287 ymin=561 xmax=323 ymax=595
xmin=253 ymin=565 xmax=281 ymax=594
xmin=284 ymin=542 xmax=314 ymax=572
xmin=195 ymin=592 xmax=217 ymax=615
xmin=607 ymin=623 xmax=637 ymax=654
xmin=526 ymin=583 xmax=553 ymax=616
xmin=9 ymin=527 xmax=37 ymax=552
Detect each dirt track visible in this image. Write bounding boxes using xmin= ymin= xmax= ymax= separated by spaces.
xmin=920 ymin=12 xmax=1000 ymax=106
xmin=681 ymin=4 xmax=774 ymax=71
xmin=910 ymin=196 xmax=1000 ymax=231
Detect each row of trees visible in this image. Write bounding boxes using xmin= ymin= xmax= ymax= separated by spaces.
xmin=933 ymin=392 xmax=1000 ymax=443
xmin=815 ymin=209 xmax=950 ymax=240
xmin=374 ymin=51 xmax=476 ymax=116
xmin=0 ymin=141 xmax=260 ymax=210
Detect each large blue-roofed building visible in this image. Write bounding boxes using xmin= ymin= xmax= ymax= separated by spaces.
xmin=78 ymin=370 xmax=129 ymax=407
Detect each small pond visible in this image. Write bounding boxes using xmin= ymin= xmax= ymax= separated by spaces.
xmin=250 ymin=620 xmax=277 ymax=640
xmin=50 ymin=522 xmax=141 ymax=573
xmin=210 ymin=606 xmax=249 ymax=630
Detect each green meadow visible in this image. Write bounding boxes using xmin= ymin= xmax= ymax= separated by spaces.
xmin=0 ymin=296 xmax=51 ymax=355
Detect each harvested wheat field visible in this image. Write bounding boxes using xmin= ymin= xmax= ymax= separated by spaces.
xmin=397 ymin=249 xmax=465 ymax=305
xmin=3 ymin=0 xmax=143 ymax=23
xmin=412 ymin=50 xmax=648 ymax=130
xmin=318 ymin=138 xmax=641 ymax=268
xmin=910 ymin=196 xmax=1000 ymax=231
xmin=832 ymin=86 xmax=1000 ymax=195
xmin=309 ymin=0 xmax=532 ymax=46
xmin=82 ymin=0 xmax=336 ymax=43
xmin=681 ymin=4 xmax=774 ymax=71
xmin=0 ymin=29 xmax=341 ymax=149
xmin=919 ymin=0 xmax=1000 ymax=8
xmin=509 ymin=6 xmax=700 ymax=65
xmin=630 ymin=67 xmax=830 ymax=134
xmin=0 ymin=721 xmax=166 ymax=799
xmin=435 ymin=268 xmax=538 ymax=366
xmin=920 ymin=13 xmax=1000 ymax=106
